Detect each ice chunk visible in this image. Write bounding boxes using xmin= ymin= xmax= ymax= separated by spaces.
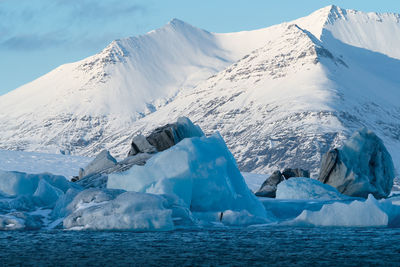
xmin=293 ymin=195 xmax=388 ymax=226
xmin=0 ymin=213 xmax=26 ymax=230
xmin=50 ymin=188 xmax=81 ymax=220
xmin=63 ymin=191 xmax=174 ymax=231
xmin=318 ymin=128 xmax=395 ymax=199
xmin=33 ymin=179 xmax=64 ymax=207
xmin=0 ymin=170 xmax=78 ymax=222
xmin=80 ymin=150 xmax=117 ymax=178
xmin=175 ymin=117 xmax=204 ymax=140
xmin=0 ymin=212 xmax=42 ymax=230
xmin=66 ymin=188 xmax=124 ymax=214
xmin=108 ymin=133 xmax=267 ymax=218
xmin=0 ymin=170 xmax=39 ymax=196
xmin=276 ymin=177 xmax=347 ymax=200
xmin=376 ymin=196 xmax=400 ymax=227
xmin=220 ymin=210 xmax=269 ymax=226
xmin=0 ymin=170 xmax=75 ymax=196
xmin=0 ymin=195 xmax=37 ymax=212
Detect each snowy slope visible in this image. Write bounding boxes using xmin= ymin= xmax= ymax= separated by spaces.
xmin=0 ymin=150 xmax=92 ymax=178
xmin=122 ymin=6 xmax=400 ymax=175
xmin=0 ymin=18 xmax=286 ymax=155
xmin=0 ymin=5 xmax=399 ymax=175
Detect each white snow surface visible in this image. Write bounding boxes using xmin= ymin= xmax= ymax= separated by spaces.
xmin=0 ymin=149 xmax=92 ymax=179
xmin=0 ymin=6 xmax=399 ymax=176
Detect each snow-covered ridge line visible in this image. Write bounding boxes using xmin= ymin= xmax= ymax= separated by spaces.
xmin=0 ymin=5 xmax=399 ymax=176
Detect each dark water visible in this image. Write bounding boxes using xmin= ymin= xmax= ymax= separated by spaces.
xmin=1 ymin=227 xmax=400 ymax=266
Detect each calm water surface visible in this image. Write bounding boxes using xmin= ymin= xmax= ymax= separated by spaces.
xmin=1 ymin=227 xmax=400 ymax=266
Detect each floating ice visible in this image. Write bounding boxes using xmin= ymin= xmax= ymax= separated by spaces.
xmin=33 ymin=179 xmax=64 ymax=207
xmin=276 ymin=177 xmax=347 ymax=200
xmin=0 ymin=212 xmax=42 ymax=230
xmin=0 ymin=170 xmax=81 ymax=229
xmin=293 ymin=195 xmax=388 ymax=226
xmin=108 ymin=134 xmax=267 ymax=219
xmin=318 ymin=128 xmax=395 ymax=199
xmin=0 ymin=170 xmax=75 ymax=197
xmin=63 ymin=191 xmax=175 ymax=231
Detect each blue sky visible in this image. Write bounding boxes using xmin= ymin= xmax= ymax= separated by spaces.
xmin=1 ymin=0 xmax=399 ymax=95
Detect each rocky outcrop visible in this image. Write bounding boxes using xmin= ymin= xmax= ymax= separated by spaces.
xmin=318 ymin=128 xmax=395 ymax=199
xmin=128 ymin=117 xmax=204 ymax=156
xmin=255 ymin=168 xmax=310 ymax=198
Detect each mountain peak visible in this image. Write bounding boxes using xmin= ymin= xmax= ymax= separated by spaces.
xmin=165 ymin=18 xmax=198 ymax=32
xmin=168 ymin=18 xmax=186 ymax=26
xmin=292 ymin=5 xmax=344 ymax=39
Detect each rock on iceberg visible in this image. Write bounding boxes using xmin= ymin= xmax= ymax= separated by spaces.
xmin=318 ymin=128 xmax=395 ymax=199
xmin=276 ymin=177 xmax=347 ymax=200
xmin=128 ymin=117 xmax=204 ymax=156
xmin=108 ymin=133 xmax=268 ymax=219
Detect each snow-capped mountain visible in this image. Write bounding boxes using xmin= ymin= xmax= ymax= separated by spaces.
xmin=0 ymin=17 xmax=284 ymax=154
xmin=0 ymin=5 xmax=399 ymax=175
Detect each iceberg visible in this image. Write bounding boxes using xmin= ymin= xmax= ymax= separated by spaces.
xmin=0 ymin=170 xmax=80 ymax=229
xmin=276 ymin=177 xmax=347 ymax=200
xmin=0 ymin=212 xmax=42 ymax=230
xmin=0 ymin=170 xmax=75 ymax=197
xmin=318 ymin=128 xmax=395 ymax=199
xmin=63 ymin=190 xmax=175 ymax=231
xmin=108 ymin=133 xmax=268 ymax=220
xmin=293 ymin=195 xmax=388 ymax=226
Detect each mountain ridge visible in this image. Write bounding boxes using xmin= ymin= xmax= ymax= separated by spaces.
xmin=0 ymin=5 xmax=399 ymax=175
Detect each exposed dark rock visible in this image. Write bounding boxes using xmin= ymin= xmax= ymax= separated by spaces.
xmin=127 ymin=117 xmax=204 ymax=156
xmin=282 ymin=168 xmax=310 ymax=179
xmin=318 ymin=149 xmax=339 ymax=184
xmin=255 ymin=171 xmax=284 ymax=198
xmin=127 ymin=135 xmax=157 ymax=156
xmin=318 ymin=128 xmax=395 ymax=199
xmin=146 ymin=125 xmax=176 ymax=152
xmin=256 ymin=167 xmax=310 ymax=198
xmin=71 ymin=176 xmax=79 ymax=182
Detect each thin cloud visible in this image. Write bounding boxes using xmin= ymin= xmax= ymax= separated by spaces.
xmin=0 ymin=33 xmax=66 ymax=50
xmin=0 ymin=0 xmax=149 ymax=51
